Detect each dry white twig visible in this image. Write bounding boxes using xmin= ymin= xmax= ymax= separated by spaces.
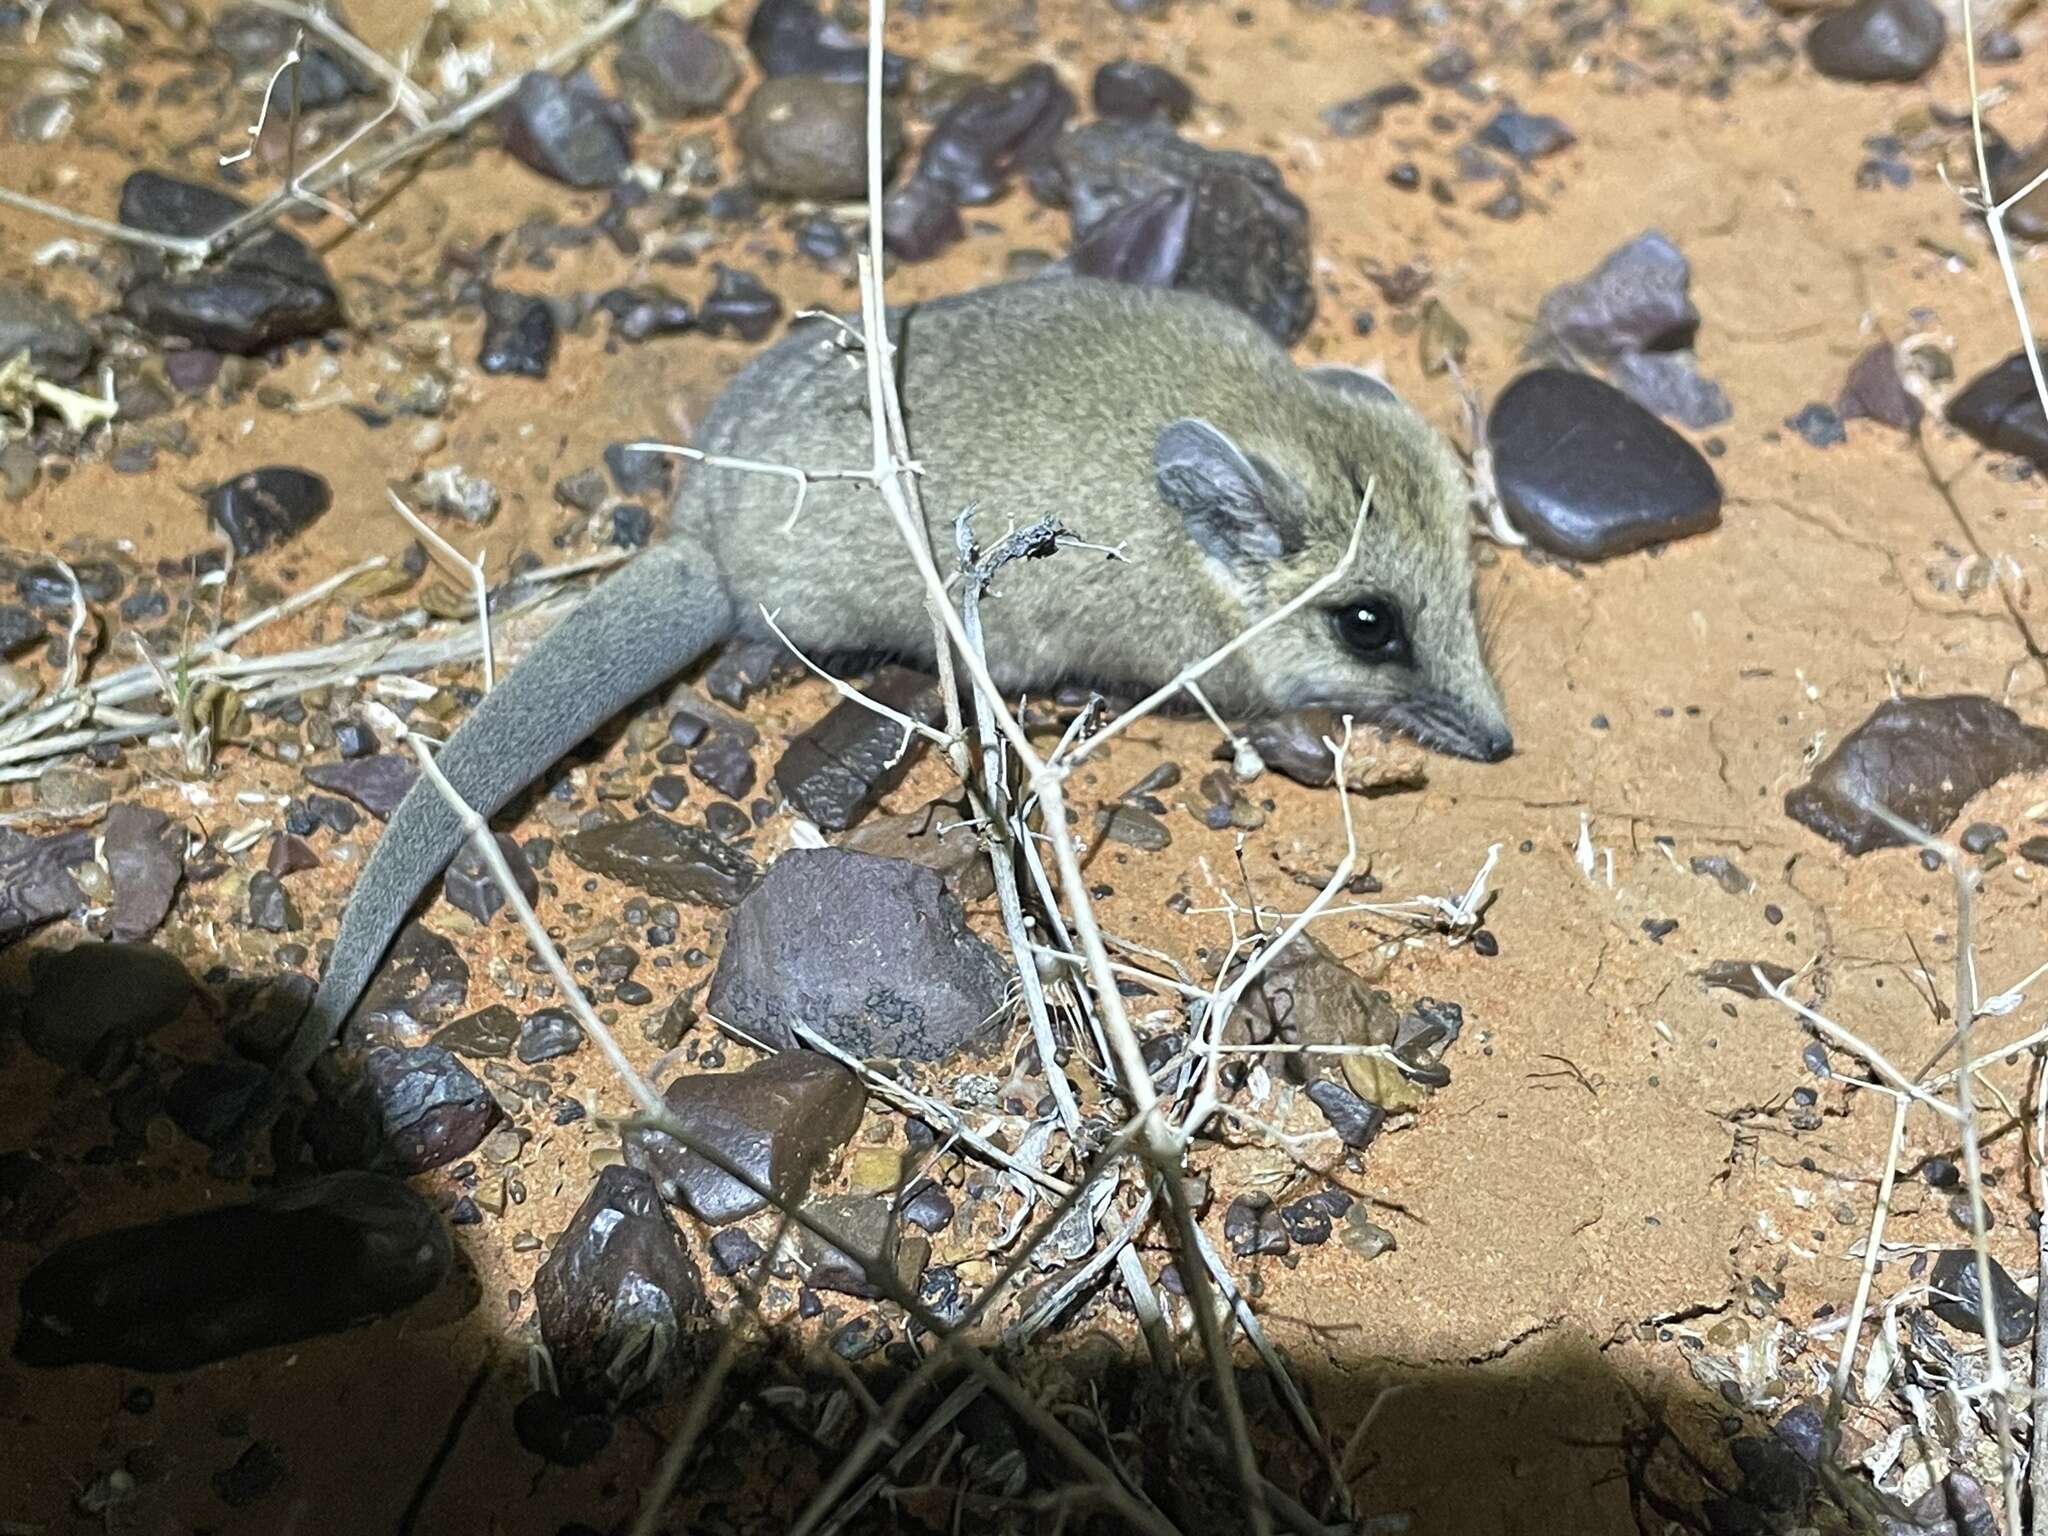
xmin=385 ymin=488 xmax=494 ymax=692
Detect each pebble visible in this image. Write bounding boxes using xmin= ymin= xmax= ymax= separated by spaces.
xmin=12 ymin=1171 xmax=449 ymax=1370
xmin=690 ymin=727 xmax=758 ymax=800
xmin=433 ymin=1003 xmax=521 ymax=1059
xmin=1224 ymin=1193 xmax=1289 ymax=1258
xmin=1947 ymin=350 xmax=2048 ymax=468
xmin=596 ymin=285 xmax=694 ymax=342
xmin=628 ymin=1049 xmax=866 ymax=1223
xmin=518 ymin=1007 xmax=583 ymax=1064
xmin=211 ymin=5 xmax=374 ymax=107
xmin=22 ymin=941 xmax=194 ymax=1072
xmin=118 ymin=173 xmax=341 ymax=353
xmin=442 ymin=831 xmax=539 ymax=922
xmin=302 ymin=792 xmax=361 ymax=835
xmin=1096 ymin=805 xmax=1171 ymax=851
xmin=0 ymin=826 xmax=92 ymax=946
xmin=1785 ymin=403 xmax=1847 ymax=447
xmin=612 ymin=8 xmax=739 ymax=118
xmin=334 ymin=1044 xmax=498 ymax=1173
xmin=772 ymin=667 xmax=941 ymax=830
xmin=1321 ymin=82 xmax=1420 ymax=139
xmin=746 ymin=0 xmax=908 ymax=88
xmin=1223 ymin=710 xmax=1412 ymax=791
xmin=246 ymin=871 xmax=300 ymax=932
xmin=1908 ymin=1472 xmax=1999 ymax=1536
xmin=710 ymin=848 xmax=1013 ymax=1061
xmin=1340 ymin=1209 xmax=1399 ymax=1261
xmin=1487 ymin=368 xmax=1723 ymax=560
xmin=1422 ymin=46 xmax=1477 ymax=84
xmin=560 ymin=813 xmax=761 ymax=907
xmin=165 ymin=348 xmax=222 ymax=394
xmin=349 ymin=921 xmax=470 ymax=1035
xmin=883 ymin=177 xmax=967 ymax=261
xmin=1526 ymin=232 xmax=1728 ymax=427
xmin=102 ymin=803 xmax=184 ymax=941
xmin=1697 ymin=959 xmax=1795 ymax=999
xmin=0 ymin=285 xmax=94 ymax=382
xmin=1306 ymin=1077 xmax=1385 ymax=1149
xmin=555 ymin=467 xmax=609 ymax=511
xmin=1727 ymin=1435 xmax=1816 ymax=1517
xmin=1092 ymin=59 xmax=1194 ymax=123
xmin=799 ymin=1192 xmax=929 ymax=1298
xmin=1052 ymin=119 xmax=1315 ymax=344
xmin=0 ymin=603 xmax=41 ymax=657
xmin=902 ymin=1182 xmax=955 ymax=1233
xmin=604 ymin=440 xmax=672 ymax=496
xmin=0 ymin=1150 xmax=79 ymax=1243
xmin=513 ymin=1392 xmax=611 ymax=1467
xmin=205 ymin=466 xmax=333 ymax=556
xmin=1606 ymin=349 xmax=1731 ymax=430
xmin=498 ymin=70 xmax=632 ymax=188
xmin=1838 ymin=342 xmax=1923 ymax=432
xmin=1477 ymin=106 xmax=1575 ymax=159
xmin=418 ymin=464 xmax=498 ymax=526
xmin=919 ymin=64 xmax=1072 ymax=206
xmin=534 ymin=1166 xmax=708 ymax=1402
xmin=703 ymin=802 xmax=750 ymax=840
xmin=305 ymin=753 xmax=417 ymax=820
xmin=1957 ymin=823 xmax=2007 ymax=860
xmin=699 ymin=264 xmax=783 ymax=341
xmin=478 ymin=288 xmax=557 ymax=378
xmin=2018 ymin=834 xmax=2048 ymax=866
xmin=707 ymin=1227 xmax=766 ymax=1275
xmin=164 ymin=1058 xmax=274 ymax=1149
xmin=1279 ymin=1191 xmax=1350 ymax=1247
xmin=1784 ymin=695 xmax=2048 ymax=854
xmin=738 ymin=78 xmax=902 ymax=201
xmin=795 ymin=214 xmax=851 ymax=264
xmin=1928 ymin=1249 xmax=2033 ymax=1341
xmin=1807 ymin=0 xmax=1946 ymax=81
xmin=1691 ymin=854 xmax=1752 ymax=896
xmin=843 ymin=796 xmax=997 ymax=902
xmin=1994 ymin=138 xmax=2048 ymax=242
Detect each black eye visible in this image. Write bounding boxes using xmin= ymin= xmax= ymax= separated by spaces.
xmin=1333 ymin=598 xmax=1408 ymax=662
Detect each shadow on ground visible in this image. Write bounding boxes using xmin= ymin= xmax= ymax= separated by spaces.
xmin=1 ymin=941 xmax=1793 ymax=1536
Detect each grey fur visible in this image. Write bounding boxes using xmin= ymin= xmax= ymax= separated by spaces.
xmin=291 ymin=276 xmax=1508 ymax=1071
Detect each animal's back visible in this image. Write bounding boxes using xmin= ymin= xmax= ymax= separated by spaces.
xmin=691 ymin=277 xmax=1325 ymax=694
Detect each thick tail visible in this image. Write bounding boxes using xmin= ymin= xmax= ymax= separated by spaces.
xmin=283 ymin=537 xmax=735 ymax=1077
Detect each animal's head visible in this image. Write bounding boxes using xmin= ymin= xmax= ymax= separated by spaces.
xmin=1152 ymin=365 xmax=1512 ymax=762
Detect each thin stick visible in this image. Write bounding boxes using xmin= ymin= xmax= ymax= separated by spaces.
xmin=0 ymin=186 xmax=209 ymax=262
xmin=385 ymin=488 xmax=494 ymax=692
xmin=1061 ymin=487 xmax=1373 ymax=771
xmin=203 ymin=0 xmax=658 ymax=262
xmin=243 ymin=0 xmax=436 ymax=126
xmin=858 ymin=11 xmax=968 ymax=781
xmin=756 ymin=607 xmax=950 ymax=754
xmin=623 ymin=439 xmax=884 ymax=534
xmin=2033 ymin=1056 xmax=2048 ymax=1536
xmin=220 ymin=32 xmax=305 ymax=168
xmin=1826 ymin=1096 xmax=1908 ymax=1449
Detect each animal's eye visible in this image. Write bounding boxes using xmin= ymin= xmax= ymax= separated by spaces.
xmin=1333 ymin=598 xmax=1408 ymax=662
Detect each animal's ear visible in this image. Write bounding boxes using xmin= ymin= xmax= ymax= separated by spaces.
xmin=1304 ymin=363 xmax=1401 ymax=408
xmin=1154 ymin=418 xmax=1303 ymax=565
